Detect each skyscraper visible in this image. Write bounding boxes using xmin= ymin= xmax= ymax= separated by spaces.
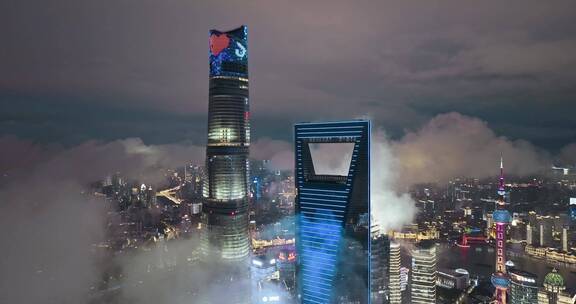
xmin=539 ymin=217 xmax=554 ymax=247
xmin=371 ymin=230 xmax=390 ymax=303
xmin=492 ymin=158 xmax=512 ymax=304
xmin=411 ymin=241 xmax=437 ymax=304
xmin=294 ymin=120 xmax=371 ymax=304
xmin=562 ymin=226 xmax=569 ymax=252
xmin=570 ymin=198 xmax=576 ymax=221
xmin=200 ymin=25 xmax=251 ymax=303
xmin=527 ymin=223 xmax=533 ymax=245
xmin=509 ymin=269 xmax=538 ymax=304
xmin=389 ymin=242 xmax=402 ymax=304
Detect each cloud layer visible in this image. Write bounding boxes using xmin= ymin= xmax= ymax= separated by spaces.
xmin=0 ymin=135 xmax=301 ymax=304
xmin=262 ymin=113 xmax=559 ymax=185
xmin=0 ymin=137 xmax=205 ymax=303
xmin=393 ymin=112 xmax=550 ymax=186
xmin=0 ymin=111 xmax=570 ymax=302
xmin=371 ymin=130 xmax=418 ymax=233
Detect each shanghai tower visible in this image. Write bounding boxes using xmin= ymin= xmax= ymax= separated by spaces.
xmin=200 ymin=25 xmax=251 ymax=303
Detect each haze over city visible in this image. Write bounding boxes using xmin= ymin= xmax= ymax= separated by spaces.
xmin=1 ymin=1 xmax=576 ymax=304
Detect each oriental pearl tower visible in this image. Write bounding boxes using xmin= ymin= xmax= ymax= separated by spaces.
xmin=491 ymin=157 xmax=511 ymax=304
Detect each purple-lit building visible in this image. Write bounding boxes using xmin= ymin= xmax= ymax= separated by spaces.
xmin=491 ymin=158 xmax=512 ymax=304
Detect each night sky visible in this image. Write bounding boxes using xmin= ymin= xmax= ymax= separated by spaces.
xmin=1 ymin=0 xmax=576 ymax=150
xmin=1 ymin=3 xmax=576 ymax=302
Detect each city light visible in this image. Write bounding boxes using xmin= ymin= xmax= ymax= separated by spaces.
xmin=3 ymin=6 xmax=576 ymax=304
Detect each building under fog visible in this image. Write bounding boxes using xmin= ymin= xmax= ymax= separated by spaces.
xmin=294 ymin=120 xmax=371 ymax=303
xmin=200 ymin=25 xmax=251 ymax=303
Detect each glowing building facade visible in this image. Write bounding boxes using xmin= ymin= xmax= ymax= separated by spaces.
xmin=509 ymin=269 xmax=538 ymax=304
xmin=294 ymin=120 xmax=371 ymax=304
xmin=389 ymin=242 xmax=402 ymax=304
xmin=200 ymin=25 xmax=251 ymax=303
xmin=411 ymin=241 xmax=437 ymax=304
xmin=492 ymin=158 xmax=512 ymax=304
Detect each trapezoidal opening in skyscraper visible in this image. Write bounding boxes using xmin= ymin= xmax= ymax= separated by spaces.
xmin=294 ymin=120 xmax=372 ymax=303
xmin=308 ymin=142 xmax=355 ymax=177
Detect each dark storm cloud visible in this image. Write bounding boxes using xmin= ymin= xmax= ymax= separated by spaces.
xmin=1 ymin=0 xmax=576 ymax=148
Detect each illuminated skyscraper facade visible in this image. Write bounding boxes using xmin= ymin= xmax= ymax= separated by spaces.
xmin=492 ymin=158 xmax=512 ymax=304
xmin=294 ymin=120 xmax=371 ymax=304
xmin=411 ymin=241 xmax=437 ymax=304
xmin=200 ymin=25 xmax=251 ymax=303
xmin=389 ymin=242 xmax=402 ymax=304
xmin=509 ymin=269 xmax=538 ymax=304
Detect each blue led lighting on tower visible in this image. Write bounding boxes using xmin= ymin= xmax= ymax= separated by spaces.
xmin=294 ymin=120 xmax=371 ymax=304
xmin=200 ymin=25 xmax=251 ymax=304
xmin=202 ymin=25 xmax=250 ymax=261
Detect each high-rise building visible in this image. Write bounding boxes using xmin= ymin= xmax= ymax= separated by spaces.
xmin=371 ymin=231 xmax=390 ymax=303
xmin=389 ymin=242 xmax=402 ymax=304
xmin=539 ymin=217 xmax=554 ymax=248
xmin=277 ymin=248 xmax=296 ymax=292
xmin=200 ymin=25 xmax=251 ymax=303
xmin=487 ymin=213 xmax=494 ymax=238
xmin=562 ymin=226 xmax=569 ymax=252
xmin=411 ymin=241 xmax=437 ymax=304
xmin=509 ymin=269 xmax=538 ymax=304
xmin=527 ymin=223 xmax=533 ymax=245
xmin=492 ymin=158 xmax=512 ymax=304
xmin=400 ymin=267 xmax=410 ymax=293
xmin=294 ymin=120 xmax=371 ymax=303
xmin=570 ymin=198 xmax=576 ymax=221
xmin=437 ymin=268 xmax=470 ymax=290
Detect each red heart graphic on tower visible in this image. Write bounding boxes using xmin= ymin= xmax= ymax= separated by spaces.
xmin=210 ymin=34 xmax=230 ymax=56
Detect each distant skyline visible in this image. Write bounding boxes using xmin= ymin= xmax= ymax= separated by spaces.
xmin=2 ymin=3 xmax=576 ymax=304
xmin=1 ymin=1 xmax=576 ymax=152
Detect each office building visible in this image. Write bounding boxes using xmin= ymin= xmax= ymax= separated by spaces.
xmin=527 ymin=223 xmax=533 ymax=246
xmin=400 ymin=267 xmax=409 ymax=293
xmin=277 ymin=248 xmax=296 ymax=292
xmin=570 ymin=198 xmax=576 ymax=221
xmin=371 ymin=231 xmax=390 ymax=303
xmin=509 ymin=269 xmax=538 ymax=304
xmin=562 ymin=226 xmax=569 ymax=252
xmin=295 ymin=120 xmax=371 ymax=303
xmin=411 ymin=241 xmax=437 ymax=304
xmin=200 ymin=25 xmax=251 ymax=303
xmin=437 ymin=268 xmax=470 ymax=290
xmin=389 ymin=242 xmax=402 ymax=304
xmin=539 ymin=217 xmax=554 ymax=248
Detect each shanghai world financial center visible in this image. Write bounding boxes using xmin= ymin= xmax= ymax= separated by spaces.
xmin=294 ymin=121 xmax=373 ymax=304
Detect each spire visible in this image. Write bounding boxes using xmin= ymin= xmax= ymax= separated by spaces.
xmin=499 ymin=157 xmax=504 ymax=186
xmin=497 ymin=156 xmax=506 ymax=198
